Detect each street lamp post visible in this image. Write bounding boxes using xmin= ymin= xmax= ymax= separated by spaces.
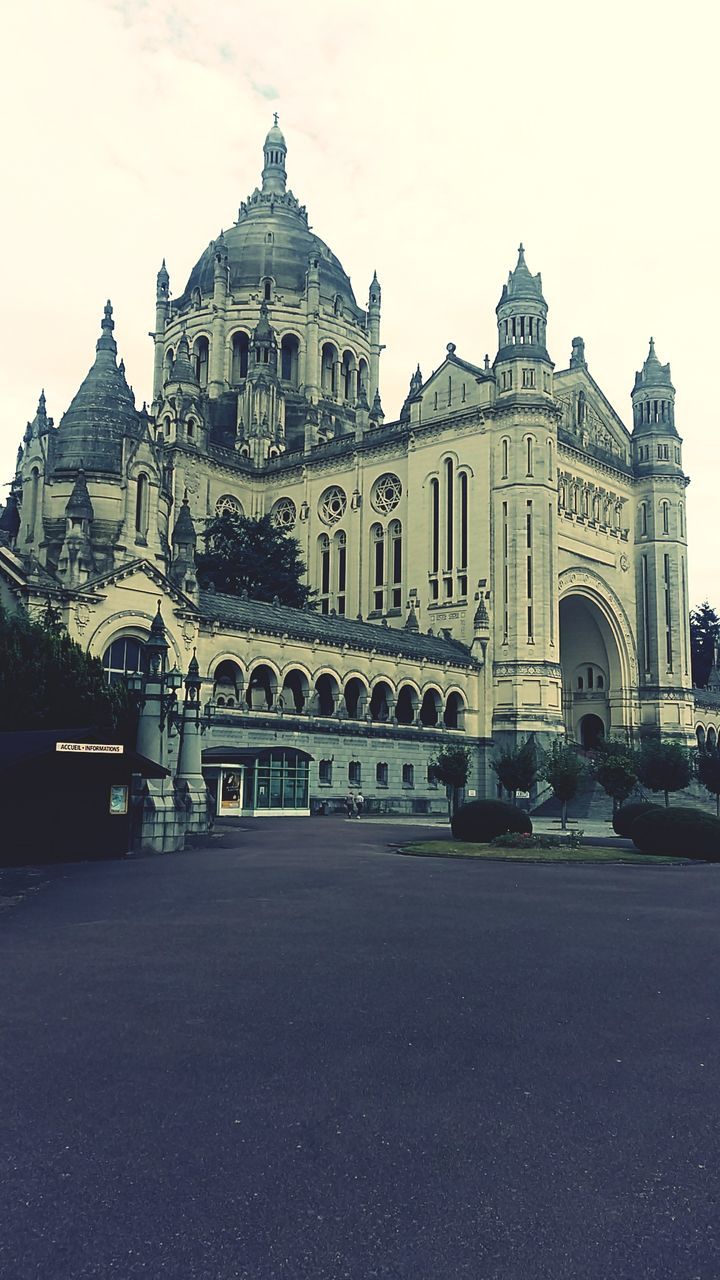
xmin=127 ymin=601 xmax=208 ymax=851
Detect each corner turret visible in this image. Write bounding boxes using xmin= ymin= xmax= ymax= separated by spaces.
xmin=493 ymin=245 xmax=553 ymax=398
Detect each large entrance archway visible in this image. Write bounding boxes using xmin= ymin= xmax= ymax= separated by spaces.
xmin=558 ymin=570 xmax=638 ymax=745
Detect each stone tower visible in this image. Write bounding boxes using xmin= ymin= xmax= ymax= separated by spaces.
xmin=491 ymin=246 xmax=563 ymax=744
xmin=631 ymin=339 xmax=693 ymax=737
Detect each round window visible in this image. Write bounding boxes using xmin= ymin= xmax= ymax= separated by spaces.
xmin=215 ymin=494 xmax=243 ymax=517
xmin=271 ymin=497 xmax=297 ymax=530
xmin=318 ymin=486 xmax=347 ymax=526
xmin=371 ymin=473 xmax=402 ymax=514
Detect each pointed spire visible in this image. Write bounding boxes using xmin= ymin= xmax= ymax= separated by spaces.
xmin=0 ymin=491 xmax=21 ymax=543
xmin=65 ymin=465 xmax=94 ymax=521
xmin=369 ymin=389 xmax=384 ymax=424
xmin=410 ymin=363 xmax=423 ymax=395
xmin=149 ymin=599 xmax=166 ymax=639
xmin=253 ymin=298 xmax=274 ymax=343
xmin=97 ymin=300 xmax=117 ymax=355
xmin=157 ymin=258 xmax=169 ymax=287
xmin=498 ymin=244 xmax=545 ymax=305
xmin=474 ymin=595 xmax=490 ymax=630
xmin=169 ymin=332 xmax=198 ymax=385
xmin=404 ymin=602 xmax=420 ymax=631
xmin=172 ymin=490 xmax=197 ymax=547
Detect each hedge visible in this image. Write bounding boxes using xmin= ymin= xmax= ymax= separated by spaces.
xmin=630 ymin=806 xmax=720 ymax=860
xmin=613 ymin=801 xmax=663 ymax=838
xmin=451 ymin=799 xmax=532 ymax=843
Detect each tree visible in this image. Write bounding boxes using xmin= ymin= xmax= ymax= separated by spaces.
xmin=690 ymin=601 xmax=720 ymax=688
xmin=540 ymin=740 xmax=586 ymax=829
xmin=196 ymin=512 xmax=313 ymax=607
xmin=696 ymin=750 xmax=720 ymax=817
xmin=0 ymin=603 xmax=132 ymax=735
xmin=592 ymin=739 xmax=639 ymax=813
xmin=637 ymin=740 xmax=691 ymax=807
xmin=430 ymin=745 xmax=472 ymax=819
xmin=490 ymin=738 xmax=537 ymax=803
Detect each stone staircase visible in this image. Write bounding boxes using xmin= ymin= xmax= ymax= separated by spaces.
xmin=531 ymin=776 xmax=614 ymax=824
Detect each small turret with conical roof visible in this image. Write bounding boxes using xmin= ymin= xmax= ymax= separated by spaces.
xmin=170 ymin=490 xmax=198 ymax=596
xmin=52 ymin=301 xmax=140 ymax=476
xmin=631 ymin=338 xmax=683 ymax=475
xmin=494 ymin=245 xmax=551 ymax=377
xmin=65 ymin=465 xmax=94 ymax=522
xmin=400 ymin=364 xmax=423 ymax=422
xmin=0 ymin=491 xmax=21 ymax=547
xmin=57 ymin=465 xmax=95 ymax=586
xmin=168 ymin=332 xmax=199 ymax=387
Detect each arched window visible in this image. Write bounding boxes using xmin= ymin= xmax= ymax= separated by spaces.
xmin=697 ymin=726 xmax=706 ymax=751
xmin=334 ymin=530 xmax=347 ymax=616
xmin=371 ymin=523 xmax=385 ymax=613
xmin=390 ymin=519 xmax=402 ymax=609
xmin=402 ymin=763 xmax=415 ymax=787
xmin=193 ymin=336 xmax=209 ymax=387
xmin=430 ymin=477 xmax=440 ymax=578
xmin=679 ymin=503 xmax=685 ymax=538
xmin=661 ymin=501 xmax=670 ymax=535
xmin=280 ymin=334 xmax=300 ymax=385
xmin=376 ymin=761 xmax=388 ymax=786
xmin=708 ymin=726 xmax=718 ymax=751
xmin=526 ymin=436 xmax=534 ymax=476
xmin=341 ymin=350 xmax=356 ymax=402
xmin=577 ymin=676 xmax=584 ymax=690
xmin=26 ymin=467 xmax=40 ymax=539
xmin=164 ymin=347 xmax=175 ymax=380
xmin=459 ymin=471 xmax=468 ymax=586
xmin=358 ymin=358 xmax=369 ymax=398
xmin=231 ymin=332 xmax=249 ymax=382
xmin=263 ymin=278 xmax=272 ymax=302
xmin=135 ymin=473 xmax=150 ymax=539
xmin=639 ymin=502 xmax=647 ymax=536
xmin=547 ymin=439 xmax=553 ymax=480
xmin=444 ymin=457 xmax=454 ymax=572
xmin=321 ymin=343 xmax=338 ymax=395
xmin=577 ymin=391 xmax=586 ymax=427
xmin=103 ymin=636 xmax=147 ymax=686
xmin=501 ymin=438 xmax=509 ymax=479
xmin=318 ymin=534 xmax=330 ymax=614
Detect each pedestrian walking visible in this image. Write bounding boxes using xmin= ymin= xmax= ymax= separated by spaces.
xmin=355 ymin=790 xmax=365 ymax=818
xmin=345 ymin=792 xmax=357 ymax=819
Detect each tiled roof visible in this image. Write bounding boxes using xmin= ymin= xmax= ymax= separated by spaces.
xmin=197 ymin=589 xmax=474 ymax=667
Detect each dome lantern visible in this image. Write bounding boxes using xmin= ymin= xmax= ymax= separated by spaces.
xmin=262 ymin=113 xmax=287 ymax=196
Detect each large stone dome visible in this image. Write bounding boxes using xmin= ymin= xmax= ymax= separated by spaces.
xmin=177 ymin=124 xmax=362 ymax=318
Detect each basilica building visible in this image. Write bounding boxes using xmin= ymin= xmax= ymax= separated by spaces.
xmin=0 ymin=121 xmax=696 ymax=834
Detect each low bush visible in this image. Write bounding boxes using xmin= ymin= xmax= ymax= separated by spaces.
xmin=630 ymin=806 xmax=720 ymax=860
xmin=451 ymin=799 xmax=532 ymax=843
xmin=491 ymin=830 xmax=584 ymax=850
xmin=613 ymin=801 xmax=663 ymax=837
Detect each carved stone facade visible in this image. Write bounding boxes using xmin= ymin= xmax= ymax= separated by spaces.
xmin=0 ymin=123 xmax=697 ymax=829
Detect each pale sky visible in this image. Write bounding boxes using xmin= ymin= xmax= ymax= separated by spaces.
xmin=2 ymin=0 xmax=719 ymax=603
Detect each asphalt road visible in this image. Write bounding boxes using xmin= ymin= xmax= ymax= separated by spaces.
xmin=1 ymin=818 xmax=719 ymax=1279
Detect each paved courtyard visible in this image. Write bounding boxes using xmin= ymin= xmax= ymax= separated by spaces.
xmin=1 ymin=817 xmax=719 ymax=1279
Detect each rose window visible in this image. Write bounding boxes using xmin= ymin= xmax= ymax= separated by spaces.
xmin=318 ymin=486 xmax=347 ymax=525
xmin=216 ymin=495 xmax=243 ymax=517
xmin=371 ymin=473 xmax=402 ymax=514
xmin=271 ymin=497 xmax=297 ymax=530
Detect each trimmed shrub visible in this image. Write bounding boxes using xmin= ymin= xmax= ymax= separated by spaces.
xmin=630 ymin=806 xmax=720 ymax=860
xmin=613 ymin=801 xmax=663 ymax=838
xmin=451 ymin=799 xmax=532 ymax=843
